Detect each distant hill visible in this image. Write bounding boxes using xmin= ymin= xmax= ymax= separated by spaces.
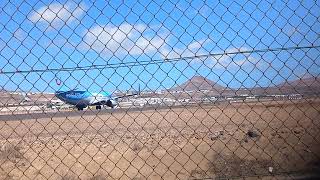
xmin=275 ymin=76 xmax=320 ymax=95
xmin=0 ymin=90 xmax=55 ymax=106
xmin=278 ymin=77 xmax=320 ymax=87
xmin=0 ymin=91 xmax=24 ymax=106
xmin=172 ymin=76 xmax=226 ymax=91
xmin=168 ymin=75 xmax=320 ymax=97
xmin=229 ymin=76 xmax=320 ymax=95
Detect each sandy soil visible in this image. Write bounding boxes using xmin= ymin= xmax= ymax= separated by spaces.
xmin=0 ymin=99 xmax=319 ymax=179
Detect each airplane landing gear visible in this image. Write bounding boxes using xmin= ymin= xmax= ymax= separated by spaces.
xmin=76 ymin=105 xmax=86 ymax=111
xmin=77 ymin=107 xmax=84 ymax=111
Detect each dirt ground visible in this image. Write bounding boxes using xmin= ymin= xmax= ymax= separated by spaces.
xmin=0 ymin=99 xmax=319 ymax=179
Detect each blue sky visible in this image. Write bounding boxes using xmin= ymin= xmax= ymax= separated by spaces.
xmin=0 ymin=0 xmax=320 ymax=93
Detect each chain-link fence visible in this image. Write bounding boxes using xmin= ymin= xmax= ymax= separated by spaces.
xmin=1 ymin=0 xmax=320 ymax=179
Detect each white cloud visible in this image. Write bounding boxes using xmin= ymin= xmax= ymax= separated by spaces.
xmin=82 ymin=23 xmax=169 ymax=56
xmin=82 ymin=24 xmax=258 ymax=70
xmin=82 ymin=23 xmax=214 ymax=59
xmin=13 ymin=28 xmax=27 ymax=41
xmin=187 ymin=39 xmax=206 ymax=50
xmin=285 ymin=27 xmax=300 ymax=37
xmin=203 ymin=47 xmax=258 ymax=69
xmin=29 ymin=1 xmax=86 ymax=28
xmin=160 ymin=39 xmax=211 ymax=60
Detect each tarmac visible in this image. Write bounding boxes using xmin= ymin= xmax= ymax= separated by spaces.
xmin=0 ymin=104 xmax=197 ymax=121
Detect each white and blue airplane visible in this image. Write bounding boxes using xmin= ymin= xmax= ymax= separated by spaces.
xmin=55 ymin=89 xmax=139 ymax=110
xmin=54 ymin=77 xmax=140 ymax=110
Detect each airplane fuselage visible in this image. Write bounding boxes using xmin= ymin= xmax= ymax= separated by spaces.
xmin=55 ymin=90 xmax=117 ymax=110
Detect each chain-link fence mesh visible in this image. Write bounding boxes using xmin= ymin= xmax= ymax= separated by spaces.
xmin=1 ymin=0 xmax=320 ymax=179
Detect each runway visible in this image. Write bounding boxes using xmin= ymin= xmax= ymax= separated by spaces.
xmin=0 ymin=107 xmax=144 ymax=121
xmin=1 ymin=99 xmax=318 ymax=121
xmin=0 ymin=104 xmax=198 ymax=121
xmin=0 ymin=100 xmax=230 ymax=121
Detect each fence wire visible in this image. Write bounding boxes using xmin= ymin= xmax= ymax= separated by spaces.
xmin=0 ymin=0 xmax=320 ymax=179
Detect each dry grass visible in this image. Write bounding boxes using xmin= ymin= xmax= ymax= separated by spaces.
xmin=0 ymin=143 xmax=25 ymax=179
xmin=0 ymin=99 xmax=319 ymax=179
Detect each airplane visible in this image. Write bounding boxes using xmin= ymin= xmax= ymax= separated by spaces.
xmin=54 ymin=78 xmax=140 ymax=110
xmin=55 ymin=90 xmax=139 ymax=110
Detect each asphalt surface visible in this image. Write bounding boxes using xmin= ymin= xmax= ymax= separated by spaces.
xmin=2 ymin=98 xmax=314 ymax=121
xmin=0 ymin=108 xmax=145 ymax=121
xmin=0 ymin=104 xmax=201 ymax=121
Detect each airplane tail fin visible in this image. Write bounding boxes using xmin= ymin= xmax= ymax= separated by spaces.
xmin=55 ymin=75 xmax=62 ymax=86
xmin=133 ymin=84 xmax=141 ymax=96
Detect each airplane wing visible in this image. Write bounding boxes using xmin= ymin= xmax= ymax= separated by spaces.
xmin=90 ymin=95 xmax=109 ymax=104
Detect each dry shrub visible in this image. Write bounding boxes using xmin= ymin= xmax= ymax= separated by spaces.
xmin=131 ymin=142 xmax=142 ymax=152
xmin=209 ymin=153 xmax=277 ymax=178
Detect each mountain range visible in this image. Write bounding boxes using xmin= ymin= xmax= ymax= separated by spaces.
xmin=171 ymin=76 xmax=226 ymax=91
xmin=169 ymin=75 xmax=320 ymax=96
xmin=1 ymin=75 xmax=319 ymax=106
